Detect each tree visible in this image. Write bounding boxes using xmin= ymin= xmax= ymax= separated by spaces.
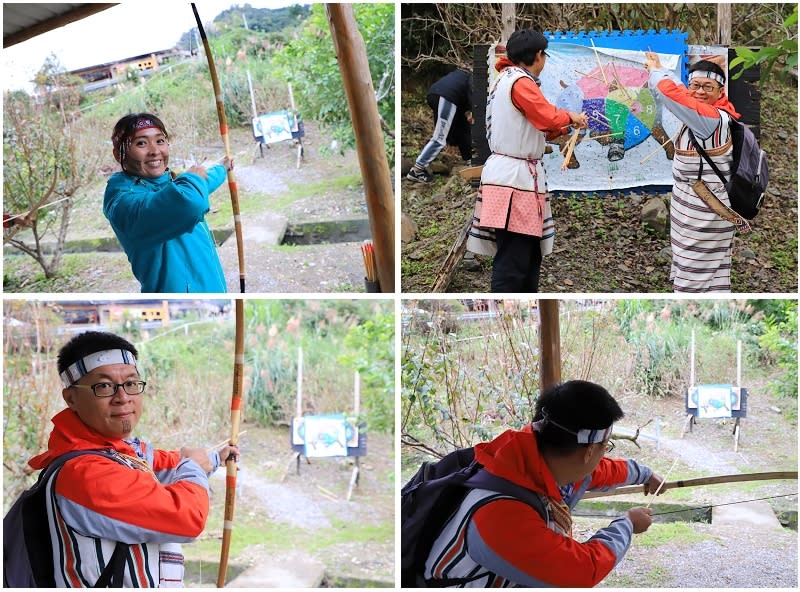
xmin=730 ymin=5 xmax=798 ymax=83
xmin=3 ymin=63 xmax=103 ymax=279
xmin=272 ymin=3 xmax=395 ymax=158
xmin=402 ymin=3 xmax=798 ymax=74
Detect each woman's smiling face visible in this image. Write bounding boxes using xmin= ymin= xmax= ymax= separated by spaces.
xmin=124 ymin=127 xmax=170 ymax=178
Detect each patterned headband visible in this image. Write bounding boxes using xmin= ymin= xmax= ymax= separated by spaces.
xmin=532 ymin=408 xmax=613 ymax=444
xmin=60 ymin=349 xmax=138 ymax=387
xmin=689 ymin=70 xmax=725 ymax=85
xmin=134 ymin=117 xmax=160 ymax=132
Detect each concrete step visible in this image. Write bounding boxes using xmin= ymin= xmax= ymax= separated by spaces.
xmin=226 ymin=551 xmax=326 ymax=588
xmin=712 ymin=500 xmax=784 ymax=531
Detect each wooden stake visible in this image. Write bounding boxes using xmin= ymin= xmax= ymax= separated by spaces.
xmin=326 ymin=4 xmax=394 ymax=292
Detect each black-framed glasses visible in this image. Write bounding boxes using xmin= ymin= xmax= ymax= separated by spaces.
xmin=604 ymin=440 xmax=615 ymax=454
xmin=688 ymin=81 xmax=720 ymax=93
xmin=71 ymin=380 xmax=146 ymax=398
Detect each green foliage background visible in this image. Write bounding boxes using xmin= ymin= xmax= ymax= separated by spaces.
xmin=402 ymin=299 xmax=797 ymax=457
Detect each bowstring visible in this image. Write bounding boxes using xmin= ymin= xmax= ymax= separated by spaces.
xmin=578 ymin=492 xmax=798 ymax=518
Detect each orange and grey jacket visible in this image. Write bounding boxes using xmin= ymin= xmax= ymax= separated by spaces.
xmin=424 ymin=425 xmax=653 ymax=587
xmin=28 ymin=409 xmax=213 ymax=587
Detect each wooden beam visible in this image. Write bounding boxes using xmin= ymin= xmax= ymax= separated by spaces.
xmin=4 ymin=4 xmax=118 ymax=48
xmin=538 ymin=300 xmax=561 ymax=390
xmin=325 ymin=4 xmax=395 ymax=292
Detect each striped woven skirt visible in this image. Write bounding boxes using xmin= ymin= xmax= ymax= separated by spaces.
xmin=669 ymin=178 xmax=736 ymax=293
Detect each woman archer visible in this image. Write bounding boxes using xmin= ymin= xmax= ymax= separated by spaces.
xmin=104 ymin=113 xmax=231 ymax=293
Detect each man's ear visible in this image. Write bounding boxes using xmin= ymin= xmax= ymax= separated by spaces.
xmin=62 ymin=387 xmax=77 ymax=410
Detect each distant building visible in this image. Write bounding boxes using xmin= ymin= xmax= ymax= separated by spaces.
xmin=67 ymin=48 xmax=185 ymax=91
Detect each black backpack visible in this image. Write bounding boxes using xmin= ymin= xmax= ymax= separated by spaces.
xmin=3 ymin=449 xmax=128 ymax=588
xmin=401 ymin=447 xmax=547 ymax=587
xmin=688 ymin=119 xmax=769 ymax=220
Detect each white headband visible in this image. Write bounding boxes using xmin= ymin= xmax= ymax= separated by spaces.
xmin=532 ymin=411 xmax=613 ymax=444
xmin=689 ymin=70 xmax=725 ymax=85
xmin=60 ymin=349 xmax=138 ymax=387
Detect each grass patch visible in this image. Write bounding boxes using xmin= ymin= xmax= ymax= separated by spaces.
xmin=634 ymin=521 xmax=712 ymax=547
xmin=183 ymin=511 xmax=392 ymax=564
xmin=3 ymin=251 xmax=130 ymax=292
xmin=770 ymin=237 xmax=798 ymax=275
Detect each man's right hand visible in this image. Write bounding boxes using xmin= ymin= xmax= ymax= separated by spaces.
xmin=568 ymin=111 xmax=589 ymax=129
xmin=627 ymin=507 xmax=653 ymax=534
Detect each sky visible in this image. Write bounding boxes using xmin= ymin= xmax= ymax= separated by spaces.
xmin=2 ymin=1 xmax=297 ymax=92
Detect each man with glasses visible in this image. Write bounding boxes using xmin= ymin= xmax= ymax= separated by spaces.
xmin=421 ymin=380 xmax=665 ymax=587
xmin=645 ymin=54 xmax=742 ymax=293
xmin=27 ymin=330 xmax=238 ymax=587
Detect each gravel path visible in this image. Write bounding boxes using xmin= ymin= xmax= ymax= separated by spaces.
xmin=601 ymin=522 xmax=797 ymax=587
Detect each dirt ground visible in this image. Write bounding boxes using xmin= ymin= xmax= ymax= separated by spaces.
xmin=3 ymin=122 xmax=376 ymax=293
xmin=587 ymin=381 xmax=798 ymax=587
xmin=400 ymin=77 xmax=798 ymax=293
xmin=190 ymin=423 xmax=395 ymax=587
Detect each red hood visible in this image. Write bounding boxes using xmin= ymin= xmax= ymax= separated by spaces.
xmin=474 ymin=425 xmax=563 ymax=499
xmin=495 ymin=56 xmax=517 ymax=72
xmin=28 ymin=408 xmax=137 ymax=470
xmin=713 ymin=93 xmax=741 ymax=119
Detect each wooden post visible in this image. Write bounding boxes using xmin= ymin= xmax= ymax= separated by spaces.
xmin=501 ymin=3 xmax=516 ymax=43
xmin=246 ymin=70 xmax=257 ymax=119
xmin=717 ymin=3 xmax=732 ymax=46
xmin=160 ymin=300 xmax=169 ymax=327
xmin=325 ymin=4 xmax=395 ymax=292
xmin=538 ymin=299 xmax=561 ymax=391
xmin=736 ymin=340 xmax=742 ymax=387
xmin=353 ymin=371 xmax=360 ymax=418
xmin=296 ymin=347 xmax=303 ymax=417
xmin=690 ymin=329 xmax=696 ymax=387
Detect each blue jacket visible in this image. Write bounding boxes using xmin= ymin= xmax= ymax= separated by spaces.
xmin=104 ymin=166 xmax=228 ymax=293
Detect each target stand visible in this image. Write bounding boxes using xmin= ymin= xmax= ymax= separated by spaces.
xmin=288 ymin=347 xmax=366 ymax=501
xmin=682 ymin=333 xmax=748 ymax=451
xmin=252 ymin=109 xmax=305 ymax=167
